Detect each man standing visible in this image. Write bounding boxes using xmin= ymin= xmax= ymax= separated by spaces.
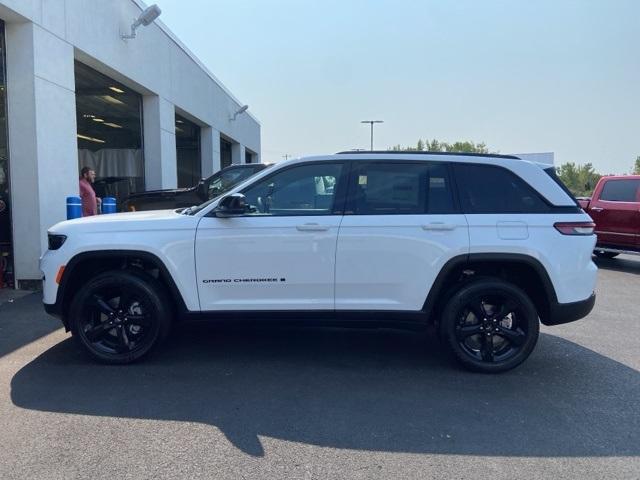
xmin=79 ymin=167 xmax=100 ymax=216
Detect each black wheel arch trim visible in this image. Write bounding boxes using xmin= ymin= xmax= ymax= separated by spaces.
xmin=52 ymin=250 xmax=188 ymax=328
xmin=422 ymin=253 xmax=560 ymax=322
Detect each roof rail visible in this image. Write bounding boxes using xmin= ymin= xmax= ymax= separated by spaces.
xmin=335 ymin=150 xmax=522 ymax=160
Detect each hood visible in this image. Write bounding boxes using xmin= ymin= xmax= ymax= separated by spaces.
xmin=126 ymin=186 xmax=196 ymax=198
xmin=49 ymin=209 xmax=198 ymax=235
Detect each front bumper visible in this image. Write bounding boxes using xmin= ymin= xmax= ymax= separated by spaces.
xmin=542 ymin=292 xmax=596 ymax=326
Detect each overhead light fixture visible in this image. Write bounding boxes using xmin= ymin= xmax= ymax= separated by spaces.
xmin=101 ymin=95 xmax=125 ymax=106
xmin=176 ymin=119 xmax=184 ymax=124
xmin=121 ymin=4 xmax=162 ymax=40
xmin=82 ymin=114 xmax=96 ymax=119
xmin=104 ymin=122 xmax=123 ymax=129
xmin=92 ymin=118 xmax=105 ymax=123
xmin=109 ymin=86 xmax=125 ymax=94
xmin=230 ymin=105 xmax=249 ymax=121
xmin=77 ymin=134 xmax=106 ymax=144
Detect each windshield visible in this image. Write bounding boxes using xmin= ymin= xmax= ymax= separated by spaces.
xmin=185 ymin=165 xmax=270 ymax=215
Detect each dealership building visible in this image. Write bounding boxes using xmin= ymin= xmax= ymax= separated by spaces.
xmin=0 ymin=0 xmax=261 ymax=289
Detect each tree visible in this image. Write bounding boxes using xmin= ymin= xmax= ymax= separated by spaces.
xmin=556 ymin=162 xmax=601 ymax=197
xmin=391 ymin=139 xmax=491 ymax=154
xmin=634 ymin=156 xmax=640 ymax=175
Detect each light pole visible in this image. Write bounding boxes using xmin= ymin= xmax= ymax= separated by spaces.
xmin=361 ymin=120 xmax=384 ymax=151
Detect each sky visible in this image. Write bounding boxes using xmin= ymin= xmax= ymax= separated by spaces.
xmin=153 ymin=0 xmax=639 ymax=173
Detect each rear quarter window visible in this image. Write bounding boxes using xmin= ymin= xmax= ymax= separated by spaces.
xmin=453 ymin=163 xmax=550 ymax=214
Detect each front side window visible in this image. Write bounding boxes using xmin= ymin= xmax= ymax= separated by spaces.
xmin=349 ymin=162 xmax=455 ymax=215
xmin=242 ymin=163 xmax=343 ymax=216
xmin=453 ymin=164 xmax=549 ymax=213
xmin=599 ymin=179 xmax=640 ymax=202
xmin=207 ymin=168 xmax=256 ymax=200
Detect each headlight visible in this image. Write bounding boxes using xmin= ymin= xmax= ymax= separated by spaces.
xmin=48 ymin=234 xmax=67 ymax=250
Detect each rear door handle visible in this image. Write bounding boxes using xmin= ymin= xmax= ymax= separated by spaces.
xmin=296 ymin=223 xmax=330 ymax=231
xmin=422 ymin=223 xmax=456 ymax=231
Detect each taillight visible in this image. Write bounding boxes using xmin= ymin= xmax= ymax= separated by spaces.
xmin=554 ymin=222 xmax=595 ymax=235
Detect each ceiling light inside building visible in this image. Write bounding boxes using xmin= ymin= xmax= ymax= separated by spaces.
xmin=82 ymin=114 xmax=96 ymax=119
xmin=101 ymin=95 xmax=125 ymax=106
xmin=92 ymin=118 xmax=105 ymax=123
xmin=77 ymin=134 xmax=106 ymax=144
xmin=109 ymin=86 xmax=125 ymax=94
xmin=104 ymin=122 xmax=123 ymax=129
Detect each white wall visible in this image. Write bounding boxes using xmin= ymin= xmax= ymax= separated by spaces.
xmin=0 ymin=0 xmax=261 ymax=283
xmin=6 ymin=21 xmax=78 ymax=281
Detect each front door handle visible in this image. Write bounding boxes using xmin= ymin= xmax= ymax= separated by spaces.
xmin=422 ymin=223 xmax=456 ymax=231
xmin=296 ymin=223 xmax=330 ymax=232
xmin=590 ymin=207 xmax=603 ymax=212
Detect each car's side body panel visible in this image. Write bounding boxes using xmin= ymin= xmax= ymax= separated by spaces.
xmin=335 ymin=214 xmax=469 ymax=310
xmin=194 ymin=214 xmax=343 ymax=310
xmin=466 ymin=213 xmax=597 ymax=304
xmin=42 ymin=211 xmax=201 ymax=311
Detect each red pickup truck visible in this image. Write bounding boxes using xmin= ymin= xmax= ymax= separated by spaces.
xmin=578 ymin=175 xmax=640 ymax=258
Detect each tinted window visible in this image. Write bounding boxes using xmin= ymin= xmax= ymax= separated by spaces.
xmin=453 ymin=164 xmax=549 ymax=213
xmin=242 ymin=163 xmax=343 ymax=216
xmin=349 ymin=163 xmax=455 ymax=215
xmin=599 ymin=179 xmax=640 ymax=202
xmin=207 ymin=167 xmax=258 ymax=199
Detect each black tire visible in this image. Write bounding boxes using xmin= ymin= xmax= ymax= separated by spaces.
xmin=69 ymin=269 xmax=172 ymax=364
xmin=594 ymin=250 xmax=619 ymax=259
xmin=439 ymin=278 xmax=539 ymax=373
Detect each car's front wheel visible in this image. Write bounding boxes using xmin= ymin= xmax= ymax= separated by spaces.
xmin=69 ymin=270 xmax=172 ymax=364
xmin=439 ymin=278 xmax=540 ymax=373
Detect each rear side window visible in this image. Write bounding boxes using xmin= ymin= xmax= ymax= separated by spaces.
xmin=348 ymin=162 xmax=456 ymax=215
xmin=599 ymin=179 xmax=640 ymax=202
xmin=453 ymin=164 xmax=549 ymax=213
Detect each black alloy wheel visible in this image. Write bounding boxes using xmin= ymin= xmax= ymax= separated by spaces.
xmin=440 ymin=279 xmax=539 ymax=373
xmin=69 ymin=270 xmax=171 ymax=364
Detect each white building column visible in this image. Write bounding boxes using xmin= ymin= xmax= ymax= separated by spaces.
xmin=143 ymin=96 xmax=177 ymax=189
xmin=231 ymin=143 xmax=246 ymax=165
xmin=200 ymin=126 xmax=221 ymax=178
xmin=6 ymin=22 xmax=78 ymax=284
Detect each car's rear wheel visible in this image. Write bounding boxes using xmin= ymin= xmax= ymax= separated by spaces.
xmin=594 ymin=250 xmax=619 ymax=259
xmin=439 ymin=278 xmax=539 ymax=373
xmin=69 ymin=270 xmax=172 ymax=364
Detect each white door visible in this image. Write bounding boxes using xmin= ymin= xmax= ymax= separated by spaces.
xmin=335 ymin=161 xmax=469 ymax=311
xmin=195 ymin=161 xmax=347 ymax=311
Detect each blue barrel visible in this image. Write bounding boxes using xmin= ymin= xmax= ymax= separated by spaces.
xmin=102 ymin=197 xmax=117 ymax=214
xmin=66 ymin=196 xmax=82 ymax=220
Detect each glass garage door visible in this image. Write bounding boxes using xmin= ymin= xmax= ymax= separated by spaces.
xmin=0 ymin=20 xmax=13 ymax=289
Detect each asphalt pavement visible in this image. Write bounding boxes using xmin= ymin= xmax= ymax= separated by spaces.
xmin=0 ymin=256 xmax=639 ymax=479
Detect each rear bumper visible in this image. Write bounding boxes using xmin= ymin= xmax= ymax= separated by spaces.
xmin=43 ymin=302 xmax=61 ymax=318
xmin=542 ymin=293 xmax=596 ymax=326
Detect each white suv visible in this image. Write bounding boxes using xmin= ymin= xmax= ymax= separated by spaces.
xmin=41 ymin=152 xmax=597 ymax=372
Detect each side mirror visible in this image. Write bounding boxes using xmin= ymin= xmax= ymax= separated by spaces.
xmin=196 ymin=179 xmax=207 ymax=200
xmin=214 ymin=193 xmax=247 ymax=217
